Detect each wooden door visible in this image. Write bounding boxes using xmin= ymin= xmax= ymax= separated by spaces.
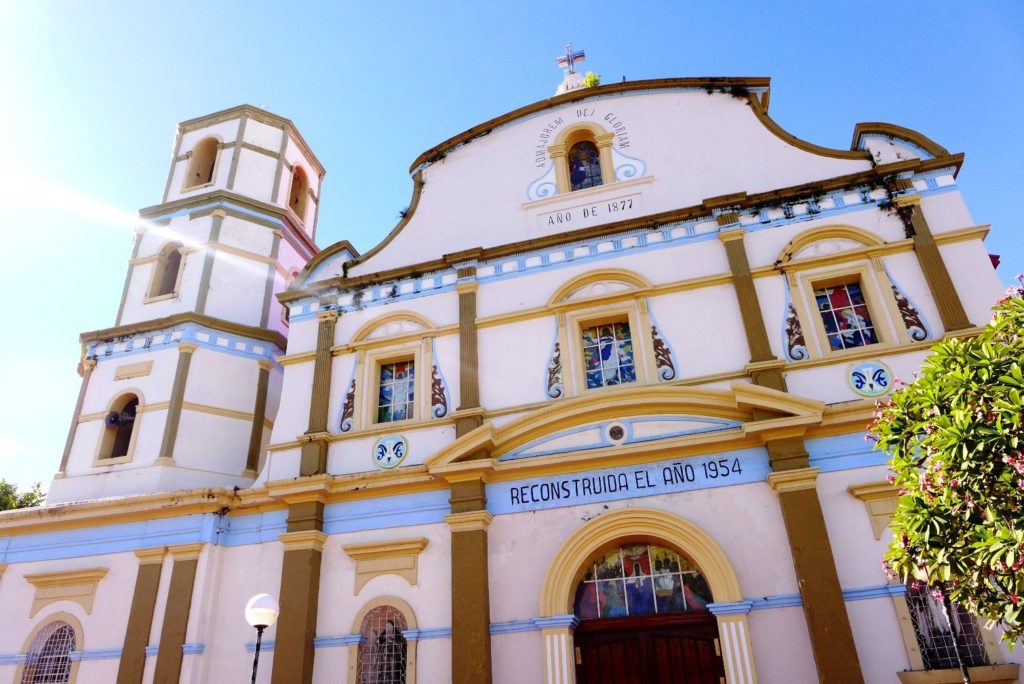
xmin=575 ymin=612 xmax=723 ymax=684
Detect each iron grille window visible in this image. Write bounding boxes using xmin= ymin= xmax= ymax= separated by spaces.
xmin=906 ymin=584 xmax=988 ymax=670
xmin=357 ymin=605 xmax=408 ymax=684
xmin=20 ymin=622 xmax=75 ymax=684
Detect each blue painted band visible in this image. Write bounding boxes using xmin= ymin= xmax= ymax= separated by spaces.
xmin=145 ymin=645 xmax=159 ymax=657
xmin=245 ymin=639 xmax=275 ymax=654
xmin=843 ymin=584 xmax=905 ymax=602
xmin=707 ymin=600 xmax=753 ymax=616
xmin=0 ymin=654 xmax=28 ymax=664
xmin=534 ymin=615 xmax=579 ymax=630
xmin=314 ymin=634 xmax=363 ymax=648
xmin=181 ymin=643 xmax=205 ymax=655
xmin=403 ymin=628 xmax=452 ymax=641
xmin=750 ymin=594 xmax=802 ymax=610
xmin=488 ymin=447 xmax=769 ymax=515
xmin=69 ymin=648 xmax=122 ymax=661
xmin=490 ymin=620 xmax=540 ymax=635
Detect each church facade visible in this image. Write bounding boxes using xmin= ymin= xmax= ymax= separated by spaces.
xmin=0 ymin=75 xmax=1019 ymax=684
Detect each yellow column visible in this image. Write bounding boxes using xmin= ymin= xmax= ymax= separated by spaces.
xmin=707 ymin=601 xmax=758 ymax=684
xmin=538 ymin=615 xmax=578 ymax=684
xmin=595 ymin=132 xmax=616 ymax=185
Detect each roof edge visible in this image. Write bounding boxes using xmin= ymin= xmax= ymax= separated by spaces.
xmin=408 ymin=77 xmax=772 ymax=173
xmin=850 ymin=122 xmax=951 ymax=158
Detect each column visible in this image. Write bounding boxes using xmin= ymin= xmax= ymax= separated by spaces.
xmin=767 ymin=466 xmax=864 ymax=682
xmin=57 ymin=357 xmax=96 ymax=475
xmin=153 ymin=543 xmax=203 ymax=684
xmin=707 ymin=602 xmax=758 ymax=684
xmin=300 ymin=310 xmax=338 ymax=476
xmin=537 ymin=615 xmax=578 ymax=684
xmin=595 ymin=132 xmax=616 ymax=186
xmin=455 ymin=270 xmax=484 ymax=437
xmin=116 ymin=547 xmax=166 ymax=684
xmin=446 ymin=477 xmax=492 ymax=684
xmin=271 ymin=500 xmax=326 ymax=684
xmin=893 ymin=194 xmax=972 ymax=332
xmin=157 ymin=342 xmax=197 ymax=464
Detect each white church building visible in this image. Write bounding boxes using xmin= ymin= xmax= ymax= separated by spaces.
xmin=0 ymin=67 xmax=1019 ymax=684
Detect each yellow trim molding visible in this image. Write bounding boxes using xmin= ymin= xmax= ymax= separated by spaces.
xmin=114 ymin=361 xmax=154 ymax=381
xmin=767 ymin=467 xmax=819 ymax=493
xmin=342 ymin=537 xmax=428 ymax=594
xmin=848 ymin=481 xmax=898 ymax=539
xmin=135 ymin=546 xmax=168 ymax=565
xmin=23 ymin=567 xmax=108 ymax=618
xmin=444 ymin=511 xmax=493 ymax=533
xmin=280 ymin=529 xmax=328 ymax=552
xmin=168 ymin=542 xmax=204 ymax=561
xmin=540 ymin=507 xmax=743 ymax=615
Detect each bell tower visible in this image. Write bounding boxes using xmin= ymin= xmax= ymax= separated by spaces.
xmin=48 ymin=106 xmax=324 ymax=504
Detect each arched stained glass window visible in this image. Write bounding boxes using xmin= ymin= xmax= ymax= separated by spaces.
xmin=357 ymin=605 xmax=408 ymax=684
xmin=573 ymin=542 xmax=713 ymax=620
xmin=568 ymin=140 xmax=603 ymax=191
xmin=20 ymin=621 xmax=75 ymax=684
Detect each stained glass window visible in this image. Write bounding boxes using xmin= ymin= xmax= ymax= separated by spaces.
xmin=20 ymin=621 xmax=75 ymax=684
xmin=582 ymin=322 xmax=635 ymax=389
xmin=377 ymin=360 xmax=415 ymax=423
xmin=357 ymin=605 xmax=408 ymax=684
xmin=569 ymin=140 xmax=603 ymax=191
xmin=573 ymin=543 xmax=714 ymax=620
xmin=814 ymin=282 xmax=878 ymax=351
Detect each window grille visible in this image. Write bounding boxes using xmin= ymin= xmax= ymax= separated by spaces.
xmin=20 ymin=622 xmax=75 ymax=684
xmin=357 ymin=605 xmax=408 ymax=684
xmin=905 ymin=584 xmax=988 ymax=670
xmin=813 ymin=281 xmax=878 ymax=351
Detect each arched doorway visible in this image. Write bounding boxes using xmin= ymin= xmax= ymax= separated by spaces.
xmin=538 ymin=508 xmax=757 ymax=684
xmin=572 ymin=541 xmax=724 ymax=683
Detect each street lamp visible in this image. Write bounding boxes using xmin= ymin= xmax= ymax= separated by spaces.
xmin=245 ymin=593 xmax=280 ymax=684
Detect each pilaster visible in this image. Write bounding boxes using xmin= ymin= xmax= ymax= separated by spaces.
xmin=300 ymin=310 xmax=338 ymax=475
xmin=456 ymin=270 xmax=482 ymax=437
xmin=271 ymin=502 xmax=327 ymax=684
xmin=152 ymin=543 xmax=203 ymax=684
xmin=445 ymin=478 xmax=493 ymax=684
xmin=245 ymin=359 xmax=273 ymax=475
xmin=58 ymin=357 xmax=96 ymax=475
xmin=116 ymin=547 xmax=167 ymax=684
xmin=537 ymin=615 xmax=578 ymax=684
xmin=156 ymin=342 xmax=197 ymax=464
xmin=893 ymin=194 xmax=971 ymax=332
xmin=767 ymin=465 xmax=864 ymax=682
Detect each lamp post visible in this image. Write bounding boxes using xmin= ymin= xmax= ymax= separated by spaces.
xmin=245 ymin=593 xmax=280 ymax=684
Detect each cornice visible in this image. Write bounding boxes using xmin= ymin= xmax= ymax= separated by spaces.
xmin=409 ymin=78 xmax=772 ymax=173
xmin=177 ymin=104 xmax=326 ymax=177
xmin=285 ymin=157 xmax=964 ymax=302
xmin=138 ymin=189 xmax=319 ymax=259
xmin=79 ymin=312 xmax=286 ymax=351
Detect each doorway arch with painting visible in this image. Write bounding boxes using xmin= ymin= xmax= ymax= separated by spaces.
xmin=538 ymin=508 xmax=757 ymax=684
xmin=572 ymin=541 xmax=723 ymax=684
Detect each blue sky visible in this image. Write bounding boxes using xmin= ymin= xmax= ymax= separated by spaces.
xmin=0 ymin=2 xmax=1021 ymax=491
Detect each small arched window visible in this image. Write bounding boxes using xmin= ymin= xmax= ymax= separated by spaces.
xmin=357 ymin=605 xmax=408 ymax=684
xmin=150 ymin=242 xmax=183 ymax=298
xmin=288 ymin=167 xmax=309 ymax=220
xmin=568 ymin=140 xmax=603 ymax=191
xmin=100 ymin=394 xmax=139 ymax=460
xmin=20 ymin=621 xmax=75 ymax=684
xmin=573 ymin=542 xmax=714 ymax=620
xmin=184 ymin=137 xmax=218 ymax=188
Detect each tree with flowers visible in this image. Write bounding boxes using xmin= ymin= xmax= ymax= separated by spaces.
xmin=872 ymin=275 xmax=1024 ymax=653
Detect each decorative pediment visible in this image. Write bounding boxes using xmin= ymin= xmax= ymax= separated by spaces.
xmin=351 ymin=312 xmax=435 ymax=343
xmin=23 ymin=567 xmax=108 ymax=617
xmin=426 ymin=383 xmax=824 ymax=475
xmin=501 ymin=416 xmax=739 ymax=462
xmin=549 ymin=269 xmax=650 ymax=305
xmin=777 ymin=226 xmax=884 ymax=266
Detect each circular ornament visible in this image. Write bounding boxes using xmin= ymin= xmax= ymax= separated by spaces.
xmin=605 ymin=421 xmax=628 ymax=444
xmin=847 ymin=361 xmax=893 ymax=398
xmin=373 ymin=435 xmax=409 ymax=470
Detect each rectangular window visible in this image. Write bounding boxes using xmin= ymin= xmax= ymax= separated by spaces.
xmin=906 ymin=583 xmax=988 ymax=670
xmin=582 ymin=322 xmax=636 ymax=389
xmin=814 ymin=281 xmax=878 ymax=351
xmin=377 ymin=360 xmax=415 ymax=423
